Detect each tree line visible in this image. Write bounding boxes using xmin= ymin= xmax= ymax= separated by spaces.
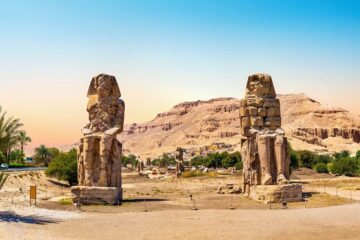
xmin=41 ymin=147 xmax=360 ymax=186
xmin=290 ymin=147 xmax=360 ymax=176
xmin=122 ymin=151 xmax=243 ymax=170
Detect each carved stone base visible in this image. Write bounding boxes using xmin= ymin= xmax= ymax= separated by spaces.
xmin=71 ymin=186 xmax=122 ymax=205
xmin=248 ymin=184 xmax=302 ymax=203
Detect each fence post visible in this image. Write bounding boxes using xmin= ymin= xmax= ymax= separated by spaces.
xmin=191 ymin=199 xmax=198 ymax=210
xmin=143 ymin=199 xmax=148 ymax=212
xmin=229 ymin=196 xmax=235 ymax=210
xmin=76 ymin=195 xmax=81 ymax=210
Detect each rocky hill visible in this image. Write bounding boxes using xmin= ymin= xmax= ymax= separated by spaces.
xmin=118 ymin=93 xmax=360 ymax=159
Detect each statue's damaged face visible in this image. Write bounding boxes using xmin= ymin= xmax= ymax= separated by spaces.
xmin=248 ymin=75 xmax=273 ymax=97
xmin=97 ymin=76 xmax=112 ymax=98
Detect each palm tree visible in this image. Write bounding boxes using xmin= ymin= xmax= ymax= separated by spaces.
xmin=0 ymin=106 xmax=23 ymax=161
xmin=10 ymin=149 xmax=25 ymax=164
xmin=34 ymin=145 xmax=51 ymax=166
xmin=17 ymin=131 xmax=32 ymax=154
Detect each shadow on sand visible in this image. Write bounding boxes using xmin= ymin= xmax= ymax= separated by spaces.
xmin=0 ymin=211 xmax=59 ymax=225
xmin=47 ymin=179 xmax=70 ymax=188
xmin=122 ymin=198 xmax=168 ymax=203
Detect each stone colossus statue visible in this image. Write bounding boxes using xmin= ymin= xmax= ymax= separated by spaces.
xmin=77 ymin=74 xmax=125 ymax=188
xmin=240 ymin=74 xmax=290 ymax=194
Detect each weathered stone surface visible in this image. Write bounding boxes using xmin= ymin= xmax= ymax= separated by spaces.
xmin=293 ymin=127 xmax=360 ymax=144
xmin=71 ymin=186 xmax=122 ymax=205
xmin=137 ymin=161 xmax=144 ymax=172
xmin=175 ymin=147 xmax=185 ymax=177
xmin=73 ymin=74 xmax=125 ymax=205
xmin=146 ymin=158 xmax=151 ymax=167
xmin=240 ymin=74 xmax=297 ymax=202
xmin=249 ymin=184 xmax=302 ymax=203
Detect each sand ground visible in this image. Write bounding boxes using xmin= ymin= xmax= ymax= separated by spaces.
xmin=1 ymin=204 xmax=360 ymax=240
xmin=1 ymin=169 xmax=360 ymax=240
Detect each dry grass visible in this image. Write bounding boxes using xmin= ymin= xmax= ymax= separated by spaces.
xmin=58 ymin=198 xmax=73 ymax=205
xmin=303 ymin=193 xmax=356 ymax=208
xmin=181 ymin=171 xmax=218 ymax=178
xmin=309 ymin=178 xmax=360 ymax=190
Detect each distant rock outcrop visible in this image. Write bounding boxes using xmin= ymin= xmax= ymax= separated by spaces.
xmin=118 ymin=94 xmax=360 ymax=158
xmin=292 ymin=128 xmax=360 ymax=145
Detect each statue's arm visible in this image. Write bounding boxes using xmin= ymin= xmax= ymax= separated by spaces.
xmin=105 ymin=99 xmax=125 ymax=135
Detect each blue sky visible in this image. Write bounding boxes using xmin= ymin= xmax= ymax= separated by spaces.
xmin=0 ymin=0 xmax=359 ymax=147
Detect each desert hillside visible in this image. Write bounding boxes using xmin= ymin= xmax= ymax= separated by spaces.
xmin=118 ymin=94 xmax=360 ymax=159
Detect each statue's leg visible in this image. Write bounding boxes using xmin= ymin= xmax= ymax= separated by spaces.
xmin=274 ymin=134 xmax=289 ymax=184
xmin=110 ymin=140 xmax=121 ymax=187
xmin=241 ymin=140 xmax=249 ymax=192
xmin=117 ymin=142 xmax=122 ymax=187
xmin=99 ymin=135 xmax=112 ymax=186
xmin=83 ymin=137 xmax=94 ymax=186
xmin=257 ymin=135 xmax=272 ymax=185
xmin=78 ymin=156 xmax=84 ymax=185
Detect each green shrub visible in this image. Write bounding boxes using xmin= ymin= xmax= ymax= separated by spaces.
xmin=122 ymin=154 xmax=139 ymax=167
xmin=297 ymin=150 xmax=317 ymax=168
xmin=356 ymin=150 xmax=360 ymax=159
xmin=334 ymin=150 xmax=350 ymax=160
xmin=313 ymin=162 xmax=328 ymax=173
xmin=190 ymin=156 xmax=207 ymax=167
xmin=327 ymin=163 xmax=333 ymax=173
xmin=8 ymin=163 xmax=28 ymax=168
xmin=288 ymin=146 xmax=333 ymax=170
xmin=46 ymin=149 xmax=77 ymax=186
xmin=151 ymin=153 xmax=175 ymax=167
xmin=289 ymin=150 xmax=299 ymax=169
xmin=235 ymin=161 xmax=243 ymax=170
xmin=331 ymin=157 xmax=358 ymax=176
xmin=48 ymin=148 xmax=61 ymax=159
xmin=221 ymin=152 xmax=241 ymax=169
xmin=206 ymin=152 xmax=223 ymax=168
xmin=190 ymin=151 xmax=242 ymax=169
xmin=315 ymin=154 xmax=333 ymax=165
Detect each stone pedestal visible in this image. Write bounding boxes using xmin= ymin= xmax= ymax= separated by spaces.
xmin=71 ymin=186 xmax=122 ymax=205
xmin=248 ymin=184 xmax=302 ymax=203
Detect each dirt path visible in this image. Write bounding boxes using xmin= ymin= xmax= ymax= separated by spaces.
xmin=1 ymin=203 xmax=360 ymax=240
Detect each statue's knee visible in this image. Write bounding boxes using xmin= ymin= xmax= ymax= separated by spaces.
xmin=275 ymin=135 xmax=284 ymax=145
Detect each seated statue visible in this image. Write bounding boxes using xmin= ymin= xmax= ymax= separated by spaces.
xmin=240 ymin=74 xmax=290 ymax=194
xmin=78 ymin=74 xmax=125 ymax=187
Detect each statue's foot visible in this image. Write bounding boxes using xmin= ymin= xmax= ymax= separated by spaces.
xmin=84 ymin=180 xmax=93 ymax=186
xmin=277 ymin=174 xmax=289 ymax=185
xmin=262 ymin=174 xmax=272 ymax=185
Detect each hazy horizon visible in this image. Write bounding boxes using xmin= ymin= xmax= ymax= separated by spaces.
xmin=1 ymin=0 xmax=359 ymax=150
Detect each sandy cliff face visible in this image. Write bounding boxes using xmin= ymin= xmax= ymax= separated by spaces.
xmin=118 ymin=94 xmax=360 ymax=159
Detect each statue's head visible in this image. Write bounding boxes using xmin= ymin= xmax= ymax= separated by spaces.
xmin=245 ymin=74 xmax=276 ymax=98
xmin=87 ymin=74 xmax=121 ymax=99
